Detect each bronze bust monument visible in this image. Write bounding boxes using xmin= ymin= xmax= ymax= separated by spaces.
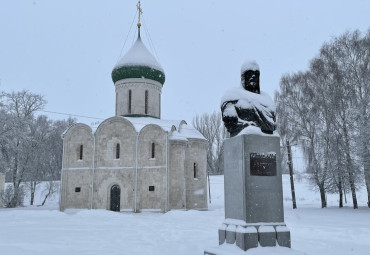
xmin=221 ymin=60 xmax=276 ymax=137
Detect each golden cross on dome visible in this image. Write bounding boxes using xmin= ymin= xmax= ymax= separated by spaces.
xmin=137 ymin=0 xmax=143 ymax=28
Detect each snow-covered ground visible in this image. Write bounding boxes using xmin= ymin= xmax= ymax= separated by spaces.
xmin=0 ymin=175 xmax=369 ymax=255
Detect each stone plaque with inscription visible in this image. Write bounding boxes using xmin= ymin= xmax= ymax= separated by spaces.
xmin=250 ymin=153 xmax=276 ymax=176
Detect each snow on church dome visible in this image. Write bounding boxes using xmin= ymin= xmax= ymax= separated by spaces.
xmin=111 ymin=37 xmax=166 ymax=85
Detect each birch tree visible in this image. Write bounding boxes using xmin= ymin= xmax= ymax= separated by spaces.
xmin=276 ymin=29 xmax=369 ymax=209
xmin=276 ymin=72 xmax=329 ymax=208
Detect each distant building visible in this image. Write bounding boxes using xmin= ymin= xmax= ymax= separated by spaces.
xmin=59 ymin=19 xmax=208 ymax=212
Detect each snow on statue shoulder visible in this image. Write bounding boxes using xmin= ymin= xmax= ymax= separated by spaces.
xmin=221 ymin=60 xmax=276 ymax=137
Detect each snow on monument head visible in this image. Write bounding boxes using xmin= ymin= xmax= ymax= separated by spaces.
xmin=241 ymin=60 xmax=260 ymax=94
xmin=220 ymin=60 xmax=276 ymax=137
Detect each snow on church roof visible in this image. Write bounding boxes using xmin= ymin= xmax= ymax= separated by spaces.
xmin=62 ymin=117 xmax=206 ymax=142
xmin=123 ymin=117 xmax=206 ymax=141
xmin=114 ymin=38 xmax=164 ymax=72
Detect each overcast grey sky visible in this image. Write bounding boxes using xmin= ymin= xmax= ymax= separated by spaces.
xmin=1 ymin=0 xmax=369 ymax=126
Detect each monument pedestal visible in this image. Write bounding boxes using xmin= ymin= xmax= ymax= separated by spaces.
xmin=205 ymin=132 xmax=291 ymax=254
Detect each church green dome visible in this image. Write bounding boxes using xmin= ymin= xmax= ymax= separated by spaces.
xmin=111 ymin=37 xmax=165 ymax=85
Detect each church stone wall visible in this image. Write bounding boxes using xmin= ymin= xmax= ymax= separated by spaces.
xmin=60 ymin=124 xmax=94 ymax=211
xmin=91 ymin=117 xmax=137 ymax=210
xmin=115 ymin=78 xmax=162 ymax=118
xmin=137 ymin=168 xmax=166 ymax=211
xmin=168 ymin=140 xmax=187 ymax=209
xmin=92 ymin=169 xmax=135 ymax=210
xmin=136 ymin=125 xmax=167 ymax=211
xmin=60 ymin=120 xmax=208 ymax=212
xmin=185 ymin=139 xmax=208 ymax=210
xmin=138 ymin=125 xmax=166 ymax=166
xmin=95 ymin=117 xmax=137 ymax=168
xmin=62 ymin=124 xmax=94 ymax=170
xmin=60 ymin=169 xmax=92 ymax=211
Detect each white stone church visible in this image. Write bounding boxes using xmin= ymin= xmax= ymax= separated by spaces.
xmin=60 ymin=27 xmax=208 ymax=212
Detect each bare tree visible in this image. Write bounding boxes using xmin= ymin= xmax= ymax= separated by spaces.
xmin=343 ymin=29 xmax=370 ymax=208
xmin=25 ymin=115 xmax=52 ymax=205
xmin=1 ymin=88 xmax=76 ymax=207
xmin=193 ymin=111 xmax=226 ymax=175
xmin=276 ymin=29 xmax=369 ymax=209
xmin=276 ymin=72 xmax=329 ymax=208
xmin=40 ymin=181 xmax=59 ymax=206
xmin=0 ymin=90 xmax=46 ymax=207
xmin=26 ymin=116 xmax=75 ymax=205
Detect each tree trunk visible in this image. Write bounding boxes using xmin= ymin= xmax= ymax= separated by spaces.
xmin=286 ymin=140 xmax=297 ymax=209
xmin=362 ymin=149 xmax=370 ymax=208
xmin=30 ymin=181 xmax=35 ymax=206
xmin=343 ymin=121 xmax=358 ymax=209
xmin=366 ymin=171 xmax=370 ymax=208
xmin=41 ymin=188 xmax=51 ymax=206
xmin=348 ymin=173 xmax=358 ymax=209
xmin=319 ymin=184 xmax=327 ymax=208
xmin=359 ymin=102 xmax=370 ymax=208
xmin=338 ymin=179 xmax=343 ymax=208
xmin=41 ymin=181 xmax=57 ymax=206
xmin=10 ymin=188 xmax=19 ymax=208
xmin=9 ymin=155 xmax=20 ymax=208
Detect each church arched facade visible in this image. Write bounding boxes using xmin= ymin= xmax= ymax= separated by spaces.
xmin=60 ymin=30 xmax=208 ymax=212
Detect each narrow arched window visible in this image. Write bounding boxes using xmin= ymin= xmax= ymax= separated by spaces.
xmin=116 ymin=143 xmax=120 ymax=159
xmin=194 ymin=163 xmax=197 ymax=179
xmin=128 ymin=90 xmax=132 ymax=114
xmin=145 ymin=90 xmax=148 ymax=114
xmin=79 ymin=145 xmax=83 ymax=160
xmin=151 ymin=142 xmax=155 ymax=158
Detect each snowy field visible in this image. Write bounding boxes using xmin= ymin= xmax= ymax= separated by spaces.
xmin=0 ymin=175 xmax=369 ymax=255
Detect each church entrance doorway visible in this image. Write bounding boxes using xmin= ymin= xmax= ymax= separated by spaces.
xmin=110 ymin=184 xmax=121 ymax=211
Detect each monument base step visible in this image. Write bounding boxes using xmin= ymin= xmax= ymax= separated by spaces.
xmin=218 ymin=222 xmax=291 ymax=251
